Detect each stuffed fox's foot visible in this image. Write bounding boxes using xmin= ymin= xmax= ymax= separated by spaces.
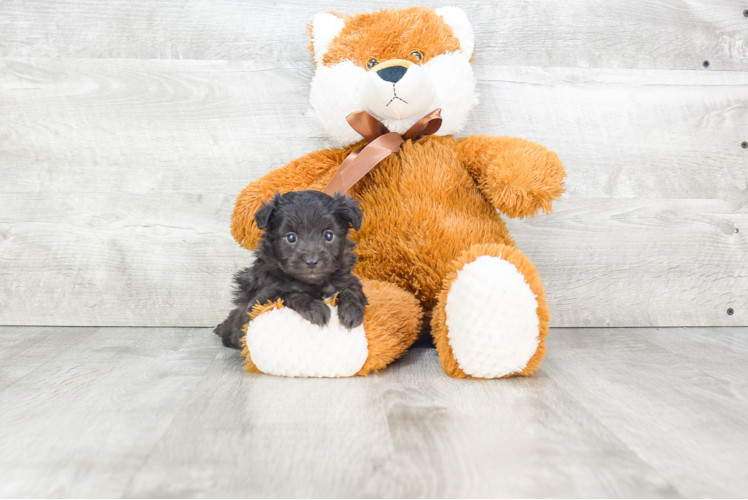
xmin=431 ymin=243 xmax=550 ymax=379
xmin=242 ymin=280 xmax=422 ymax=377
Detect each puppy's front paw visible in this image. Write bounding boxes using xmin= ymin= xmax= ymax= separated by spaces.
xmin=299 ymin=300 xmax=331 ymax=327
xmin=338 ymin=300 xmax=365 ymax=329
xmin=222 ymin=332 xmax=244 ymax=349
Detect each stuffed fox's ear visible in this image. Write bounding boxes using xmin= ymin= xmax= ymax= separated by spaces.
xmin=435 ymin=7 xmax=474 ymax=59
xmin=309 ymin=13 xmax=345 ymax=65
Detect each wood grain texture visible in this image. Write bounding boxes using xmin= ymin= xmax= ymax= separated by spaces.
xmin=0 ymin=191 xmax=250 ymax=326
xmin=126 ymin=351 xmax=680 ymax=498
xmin=644 ymin=327 xmax=748 ymax=391
xmin=0 ymin=326 xmax=95 ymax=391
xmin=2 ymin=326 xmax=747 ymax=497
xmin=543 ymin=327 xmax=748 ymax=498
xmin=0 ymin=0 xmax=746 ymax=71
xmin=1 ymin=56 xmax=746 ymax=326
xmin=3 ymin=60 xmax=747 ymax=198
xmin=0 ymin=327 xmax=218 ymax=498
xmin=1 ymin=195 xmax=744 ymax=327
xmin=0 ymin=58 xmax=319 ymax=196
xmin=507 ymin=198 xmax=747 ymax=327
xmin=471 ymin=66 xmax=748 ymax=201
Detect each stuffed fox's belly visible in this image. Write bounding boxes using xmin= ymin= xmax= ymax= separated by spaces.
xmin=350 ymin=139 xmax=514 ymax=310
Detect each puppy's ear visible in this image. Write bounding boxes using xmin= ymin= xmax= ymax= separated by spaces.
xmin=332 ymin=193 xmax=363 ymax=231
xmin=255 ymin=192 xmax=282 ymax=230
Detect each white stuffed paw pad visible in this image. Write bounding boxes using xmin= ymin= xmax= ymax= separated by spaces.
xmin=445 ymin=256 xmax=540 ymax=378
xmin=245 ymin=305 xmax=368 ymax=378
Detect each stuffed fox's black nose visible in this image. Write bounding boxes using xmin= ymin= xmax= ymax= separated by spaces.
xmin=377 ymin=65 xmax=408 ymax=83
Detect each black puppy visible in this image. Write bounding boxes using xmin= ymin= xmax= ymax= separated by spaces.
xmin=214 ymin=190 xmax=368 ymax=349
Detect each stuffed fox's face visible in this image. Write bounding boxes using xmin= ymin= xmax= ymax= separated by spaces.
xmin=308 ymin=6 xmax=479 ymax=146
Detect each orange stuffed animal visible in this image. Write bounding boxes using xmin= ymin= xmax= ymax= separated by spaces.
xmin=232 ymin=6 xmax=566 ymax=379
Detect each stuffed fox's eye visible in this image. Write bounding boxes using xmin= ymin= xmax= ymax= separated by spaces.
xmin=410 ymin=50 xmax=423 ymax=62
xmin=366 ymin=59 xmax=378 ymax=70
xmin=286 ymin=233 xmax=297 ymax=244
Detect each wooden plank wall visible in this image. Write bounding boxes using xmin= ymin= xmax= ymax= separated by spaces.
xmin=1 ymin=0 xmax=746 ymax=327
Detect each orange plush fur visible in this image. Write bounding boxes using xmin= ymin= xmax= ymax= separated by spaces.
xmin=318 ymin=7 xmax=462 ymax=68
xmin=234 ymin=7 xmax=565 ymax=378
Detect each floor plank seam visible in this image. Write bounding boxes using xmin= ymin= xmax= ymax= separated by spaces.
xmin=542 ymin=363 xmax=688 ymax=498
xmin=119 ymin=337 xmax=222 ymax=498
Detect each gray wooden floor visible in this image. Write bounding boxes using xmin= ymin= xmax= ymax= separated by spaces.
xmin=0 ymin=327 xmax=746 ymax=498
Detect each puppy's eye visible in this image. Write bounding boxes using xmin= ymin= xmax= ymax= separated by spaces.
xmin=286 ymin=233 xmax=297 ymax=244
xmin=410 ymin=50 xmax=423 ymax=62
xmin=366 ymin=59 xmax=378 ymax=70
xmin=323 ymin=230 xmax=334 ymax=242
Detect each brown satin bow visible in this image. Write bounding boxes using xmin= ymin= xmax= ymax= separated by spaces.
xmin=322 ymin=109 xmax=442 ymax=196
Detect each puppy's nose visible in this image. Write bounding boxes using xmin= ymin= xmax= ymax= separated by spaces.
xmin=377 ymin=65 xmax=408 ymax=83
xmin=305 ymin=258 xmax=319 ymax=269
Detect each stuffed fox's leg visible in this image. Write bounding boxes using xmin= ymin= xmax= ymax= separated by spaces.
xmin=431 ymin=243 xmax=550 ymax=379
xmin=242 ymin=279 xmax=422 ymax=377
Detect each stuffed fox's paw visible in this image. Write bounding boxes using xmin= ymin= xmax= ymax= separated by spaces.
xmin=459 ymin=135 xmax=565 ymax=219
xmin=431 ymin=243 xmax=549 ymax=379
xmin=242 ymin=280 xmax=423 ymax=378
xmin=242 ymin=299 xmax=368 ymax=378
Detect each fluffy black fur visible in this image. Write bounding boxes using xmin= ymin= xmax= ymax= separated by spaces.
xmin=214 ymin=190 xmax=368 ymax=349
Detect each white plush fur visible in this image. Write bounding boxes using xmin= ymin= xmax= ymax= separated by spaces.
xmin=308 ymin=6 xmax=479 ymax=146
xmin=359 ymin=63 xmax=437 ymax=122
xmin=444 ymin=256 xmax=540 ymax=378
xmin=309 ymin=53 xmax=478 ymax=146
xmin=309 ymin=61 xmax=368 ymax=146
xmin=310 ymin=13 xmax=345 ymax=65
xmin=435 ymin=7 xmax=475 ymax=60
xmin=245 ymin=305 xmax=368 ymax=378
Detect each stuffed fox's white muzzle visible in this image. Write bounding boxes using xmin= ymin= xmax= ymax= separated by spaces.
xmin=359 ymin=59 xmax=436 ymax=121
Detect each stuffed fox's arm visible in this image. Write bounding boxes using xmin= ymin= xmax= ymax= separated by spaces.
xmin=230 ymin=147 xmax=352 ymax=250
xmin=457 ymin=135 xmax=566 ymax=218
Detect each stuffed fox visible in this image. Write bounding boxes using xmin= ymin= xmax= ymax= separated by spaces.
xmin=231 ymin=6 xmax=566 ymax=378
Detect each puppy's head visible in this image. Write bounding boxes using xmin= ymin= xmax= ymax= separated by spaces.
xmin=255 ymin=190 xmax=362 ymax=284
